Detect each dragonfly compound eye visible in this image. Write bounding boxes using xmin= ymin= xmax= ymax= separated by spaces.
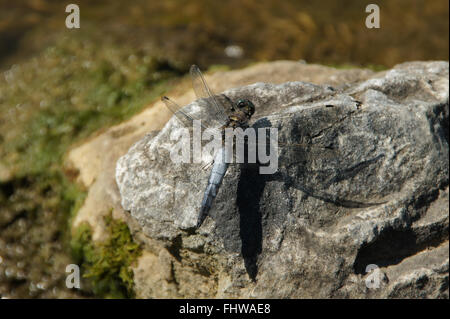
xmin=237 ymin=99 xmax=247 ymax=108
xmin=237 ymin=99 xmax=255 ymax=116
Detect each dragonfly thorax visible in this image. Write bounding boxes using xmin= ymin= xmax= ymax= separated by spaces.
xmin=225 ymin=99 xmax=255 ymax=129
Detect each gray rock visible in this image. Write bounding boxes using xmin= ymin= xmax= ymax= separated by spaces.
xmin=116 ymin=61 xmax=449 ymax=298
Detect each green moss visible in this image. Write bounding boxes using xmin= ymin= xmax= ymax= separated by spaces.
xmin=71 ymin=211 xmax=142 ymax=298
xmin=0 ymin=35 xmax=181 ymax=177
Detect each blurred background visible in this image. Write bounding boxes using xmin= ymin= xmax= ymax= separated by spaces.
xmin=1 ymin=0 xmax=449 ymax=70
xmin=0 ymin=0 xmax=448 ymax=298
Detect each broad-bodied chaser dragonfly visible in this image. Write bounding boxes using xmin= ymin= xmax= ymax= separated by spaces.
xmin=162 ymin=65 xmax=337 ymax=228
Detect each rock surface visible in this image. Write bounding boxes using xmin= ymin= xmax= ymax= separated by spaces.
xmin=70 ymin=61 xmax=449 ymax=298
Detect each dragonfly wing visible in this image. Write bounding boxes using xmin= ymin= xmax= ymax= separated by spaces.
xmin=162 ymin=96 xmax=195 ymax=128
xmin=190 ymin=65 xmax=229 ymax=127
xmin=278 ymin=143 xmax=339 ymax=164
xmin=162 ymin=96 xmax=208 ymax=130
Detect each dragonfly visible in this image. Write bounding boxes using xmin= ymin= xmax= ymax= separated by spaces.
xmin=161 ymin=65 xmax=343 ymax=228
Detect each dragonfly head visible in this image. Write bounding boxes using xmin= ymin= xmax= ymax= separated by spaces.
xmin=236 ymin=99 xmax=255 ymax=118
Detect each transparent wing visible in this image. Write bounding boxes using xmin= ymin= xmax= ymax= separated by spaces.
xmin=245 ymin=127 xmax=338 ymax=161
xmin=190 ymin=65 xmax=229 ymax=127
xmin=161 ymin=96 xmax=207 ymax=130
xmin=276 ymin=141 xmax=339 ymax=163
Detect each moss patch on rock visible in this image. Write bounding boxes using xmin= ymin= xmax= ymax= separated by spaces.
xmin=71 ymin=211 xmax=142 ymax=298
